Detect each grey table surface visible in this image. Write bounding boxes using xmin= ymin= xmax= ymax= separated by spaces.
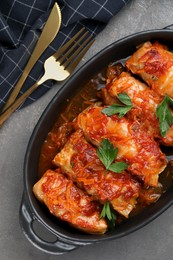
xmin=1 ymin=0 xmax=173 ymax=259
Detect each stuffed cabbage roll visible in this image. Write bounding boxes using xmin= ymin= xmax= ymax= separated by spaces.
xmin=33 ymin=169 xmax=107 ymax=234
xmin=126 ymin=41 xmax=173 ymax=98
xmin=75 ymin=105 xmax=167 ymax=187
xmin=53 ymin=130 xmax=140 ymax=218
xmin=102 ymin=71 xmax=173 ymax=146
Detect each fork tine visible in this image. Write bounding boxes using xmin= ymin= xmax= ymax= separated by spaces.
xmin=66 ymin=38 xmax=95 ymax=74
xmin=59 ymin=31 xmax=89 ymax=64
xmin=53 ymin=27 xmax=85 ymax=60
xmin=63 ymin=34 xmax=93 ymax=68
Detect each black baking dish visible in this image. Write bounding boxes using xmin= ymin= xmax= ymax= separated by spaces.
xmin=20 ymin=27 xmax=173 ymax=255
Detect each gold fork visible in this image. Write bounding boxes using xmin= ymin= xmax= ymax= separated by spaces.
xmin=2 ymin=2 xmax=62 ymax=112
xmin=0 ymin=28 xmax=94 ymax=127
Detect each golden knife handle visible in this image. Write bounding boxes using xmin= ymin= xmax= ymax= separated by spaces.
xmin=2 ymin=3 xmax=61 ymax=112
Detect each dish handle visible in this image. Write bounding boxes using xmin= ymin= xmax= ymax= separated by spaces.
xmin=19 ymin=194 xmax=79 ymax=255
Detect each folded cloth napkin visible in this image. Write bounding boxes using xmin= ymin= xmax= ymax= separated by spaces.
xmin=0 ymin=0 xmax=130 ymax=110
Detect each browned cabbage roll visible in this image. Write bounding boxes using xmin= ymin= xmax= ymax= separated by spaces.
xmin=74 ymin=105 xmax=167 ymax=187
xmin=102 ymin=71 xmax=173 ymax=146
xmin=53 ymin=130 xmax=141 ymax=218
xmin=33 ymin=169 xmax=107 ymax=234
xmin=126 ymin=41 xmax=173 ymax=98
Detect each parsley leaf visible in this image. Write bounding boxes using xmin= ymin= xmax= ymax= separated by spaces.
xmin=109 ymin=161 xmax=128 ymax=173
xmin=156 ymin=95 xmax=173 ymax=137
xmin=102 ymin=104 xmax=132 ymax=118
xmin=97 ymin=139 xmax=128 ymax=173
xmin=102 ymin=92 xmax=133 ymax=118
xmin=118 ymin=92 xmax=133 ymax=106
xmin=100 ymin=201 xmax=117 ymax=229
xmin=97 ymin=139 xmax=118 ymax=170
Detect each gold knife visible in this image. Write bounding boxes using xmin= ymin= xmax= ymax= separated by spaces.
xmin=2 ymin=2 xmax=61 ymax=112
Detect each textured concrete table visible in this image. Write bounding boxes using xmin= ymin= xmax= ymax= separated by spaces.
xmin=1 ymin=0 xmax=173 ymax=259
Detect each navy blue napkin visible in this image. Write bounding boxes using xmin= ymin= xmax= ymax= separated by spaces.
xmin=0 ymin=0 xmax=130 ymax=110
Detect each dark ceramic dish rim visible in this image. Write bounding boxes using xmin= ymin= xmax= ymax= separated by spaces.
xmin=20 ymin=28 xmax=173 ymax=254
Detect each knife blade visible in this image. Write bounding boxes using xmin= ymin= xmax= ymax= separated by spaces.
xmin=2 ymin=2 xmax=62 ymax=111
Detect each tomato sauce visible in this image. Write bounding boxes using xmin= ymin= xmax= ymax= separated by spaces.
xmin=38 ymin=64 xmax=173 ymax=219
xmin=38 ymin=71 xmax=105 ymax=177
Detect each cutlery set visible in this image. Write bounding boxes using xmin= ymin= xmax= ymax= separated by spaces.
xmin=0 ymin=3 xmax=94 ymax=127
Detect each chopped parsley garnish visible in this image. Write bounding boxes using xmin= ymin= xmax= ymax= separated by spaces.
xmin=156 ymin=95 xmax=173 ymax=137
xmin=96 ymin=139 xmax=128 ymax=173
xmin=102 ymin=92 xmax=133 ymax=118
xmin=100 ymin=201 xmax=117 ymax=229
